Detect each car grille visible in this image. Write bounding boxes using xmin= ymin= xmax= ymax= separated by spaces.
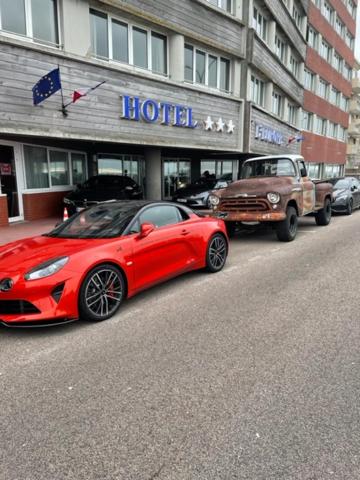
xmin=219 ymin=198 xmax=270 ymax=212
xmin=0 ymin=300 xmax=41 ymax=315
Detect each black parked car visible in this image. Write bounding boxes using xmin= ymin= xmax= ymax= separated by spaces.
xmin=63 ymin=175 xmax=143 ymax=217
xmin=328 ymin=177 xmax=360 ymax=215
xmin=172 ymin=174 xmax=233 ymax=208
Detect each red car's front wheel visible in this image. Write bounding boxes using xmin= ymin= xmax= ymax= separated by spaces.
xmin=206 ymin=234 xmax=227 ymax=273
xmin=79 ymin=264 xmax=125 ymax=321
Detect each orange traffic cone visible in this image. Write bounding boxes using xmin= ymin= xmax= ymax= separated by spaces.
xmin=63 ymin=207 xmax=69 ymax=222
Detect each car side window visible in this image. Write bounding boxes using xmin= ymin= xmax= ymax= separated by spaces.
xmin=139 ymin=205 xmax=182 ymax=228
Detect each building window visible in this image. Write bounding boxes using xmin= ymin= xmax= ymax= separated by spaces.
xmin=302 ymin=111 xmax=313 ymax=131
xmin=316 ymin=117 xmax=327 ymax=136
xmin=320 ymin=39 xmax=331 ymax=62
xmin=332 ymin=51 xmax=343 ymax=72
xmin=341 ymin=95 xmax=349 ymax=112
xmin=347 ymin=0 xmax=356 ymax=18
xmin=343 ymin=63 xmax=352 ymax=81
xmin=304 ymin=69 xmax=316 ymax=91
xmin=292 ymin=3 xmax=302 ymax=29
xmin=311 ymin=0 xmax=321 ymax=7
xmin=250 ymin=75 xmax=265 ymax=107
xmin=0 ymin=0 xmax=59 ymax=45
xmin=335 ymin=16 xmax=345 ymax=37
xmin=328 ymin=122 xmax=338 ymax=138
xmin=290 ymin=55 xmax=300 ymax=77
xmin=253 ymin=5 xmax=267 ymax=41
xmin=24 ymin=145 xmax=87 ymax=190
xmin=207 ymin=0 xmax=232 ymax=13
xmin=318 ymin=78 xmax=329 ymax=100
xmin=306 ymin=26 xmax=318 ymax=49
xmin=275 ymin=33 xmax=286 ymax=63
xmin=288 ymin=104 xmax=298 ymax=125
xmin=345 ymin=31 xmax=354 ymax=49
xmin=184 ymin=44 xmax=230 ymax=92
xmin=306 ymin=162 xmax=321 ymax=179
xmin=90 ymin=9 xmax=167 ymax=75
xmin=330 ymin=86 xmax=340 ymax=106
xmin=325 ymin=164 xmax=341 ymax=178
xmin=339 ymin=126 xmax=347 ymax=142
xmin=272 ymin=92 xmax=283 ymax=117
xmin=322 ymin=1 xmax=334 ymax=24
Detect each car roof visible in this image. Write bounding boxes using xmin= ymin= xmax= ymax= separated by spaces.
xmin=244 ymin=154 xmax=304 ymax=162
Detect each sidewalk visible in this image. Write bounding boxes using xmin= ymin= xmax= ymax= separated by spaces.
xmin=0 ymin=217 xmax=61 ymax=246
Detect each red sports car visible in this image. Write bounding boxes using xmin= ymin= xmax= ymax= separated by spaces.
xmin=0 ymin=201 xmax=228 ymax=327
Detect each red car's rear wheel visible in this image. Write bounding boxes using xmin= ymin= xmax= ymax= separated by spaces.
xmin=79 ymin=264 xmax=125 ymax=321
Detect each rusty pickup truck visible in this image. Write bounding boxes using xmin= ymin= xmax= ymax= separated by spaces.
xmin=209 ymin=155 xmax=333 ymax=242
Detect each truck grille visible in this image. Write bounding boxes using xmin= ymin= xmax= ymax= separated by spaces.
xmin=0 ymin=300 xmax=40 ymax=315
xmin=219 ymin=198 xmax=270 ymax=212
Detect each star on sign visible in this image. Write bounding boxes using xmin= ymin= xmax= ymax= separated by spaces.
xmin=204 ymin=116 xmax=214 ymax=131
xmin=227 ymin=120 xmax=235 ymax=134
xmin=216 ymin=118 xmax=225 ymax=132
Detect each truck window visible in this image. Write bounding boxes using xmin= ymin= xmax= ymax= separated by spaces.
xmin=241 ymin=159 xmax=296 ymax=179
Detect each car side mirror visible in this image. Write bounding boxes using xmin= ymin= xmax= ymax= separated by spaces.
xmin=138 ymin=222 xmax=155 ymax=238
xmin=300 ymin=168 xmax=307 ymax=178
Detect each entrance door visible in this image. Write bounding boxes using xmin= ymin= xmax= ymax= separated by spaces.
xmin=0 ymin=145 xmax=21 ymax=220
xmin=163 ymin=158 xmax=191 ymax=199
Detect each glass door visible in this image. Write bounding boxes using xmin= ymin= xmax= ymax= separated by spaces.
xmin=163 ymin=158 xmax=191 ymax=199
xmin=0 ymin=145 xmax=20 ymax=220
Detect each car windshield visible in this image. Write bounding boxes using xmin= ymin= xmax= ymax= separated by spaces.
xmin=45 ymin=204 xmax=141 ymax=239
xmin=241 ymin=159 xmax=296 ymax=178
xmin=328 ymin=178 xmax=350 ymax=189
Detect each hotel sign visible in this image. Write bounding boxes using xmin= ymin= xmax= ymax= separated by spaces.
xmin=121 ymin=95 xmax=235 ymax=134
xmin=255 ymin=123 xmax=283 ymax=145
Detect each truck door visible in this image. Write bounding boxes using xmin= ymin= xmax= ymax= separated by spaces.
xmin=298 ymin=160 xmax=315 ymax=215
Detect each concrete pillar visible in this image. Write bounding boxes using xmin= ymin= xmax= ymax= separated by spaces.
xmin=288 ymin=0 xmax=294 ymax=15
xmin=169 ymin=34 xmax=184 ymax=82
xmin=268 ymin=20 xmax=276 ymax=51
xmin=265 ymin=82 xmax=273 ymax=112
xmin=61 ymin=0 xmax=91 ymax=56
xmin=145 ymin=148 xmax=162 ymax=200
xmin=301 ymin=15 xmax=307 ymax=38
xmin=232 ymin=59 xmax=242 ymax=98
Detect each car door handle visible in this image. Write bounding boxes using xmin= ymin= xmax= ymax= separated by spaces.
xmin=181 ymin=229 xmax=190 ymax=236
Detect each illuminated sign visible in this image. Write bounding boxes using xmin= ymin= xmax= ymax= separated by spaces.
xmin=255 ymin=123 xmax=283 ymax=145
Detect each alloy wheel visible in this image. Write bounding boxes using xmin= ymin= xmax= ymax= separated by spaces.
xmin=208 ymin=235 xmax=227 ymax=270
xmin=85 ymin=268 xmax=123 ymax=318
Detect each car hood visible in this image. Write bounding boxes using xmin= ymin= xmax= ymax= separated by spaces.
xmin=218 ymin=177 xmax=294 ymax=197
xmin=333 ymin=188 xmax=348 ymax=197
xmin=175 ymin=185 xmax=211 ymax=197
xmin=0 ymin=235 xmax=107 ymax=274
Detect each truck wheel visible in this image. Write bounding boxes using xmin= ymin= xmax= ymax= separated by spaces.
xmin=315 ymin=198 xmax=332 ymax=226
xmin=226 ymin=222 xmax=236 ymax=238
xmin=276 ymin=206 xmax=298 ymax=242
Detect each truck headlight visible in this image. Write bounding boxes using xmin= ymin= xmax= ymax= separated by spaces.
xmin=25 ymin=257 xmax=69 ymax=281
xmin=208 ymin=194 xmax=220 ymax=206
xmin=267 ymin=192 xmax=280 ymax=204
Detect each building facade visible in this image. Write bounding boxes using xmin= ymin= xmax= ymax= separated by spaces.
xmin=300 ymin=0 xmax=357 ymax=179
xmin=346 ymin=63 xmax=360 ymax=174
xmin=0 ymin=0 xmax=356 ymax=225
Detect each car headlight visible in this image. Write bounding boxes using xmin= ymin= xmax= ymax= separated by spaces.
xmin=63 ymin=197 xmax=74 ymax=205
xmin=267 ymin=192 xmax=281 ymax=204
xmin=24 ymin=257 xmax=69 ymax=281
xmin=208 ymin=194 xmax=220 ymax=206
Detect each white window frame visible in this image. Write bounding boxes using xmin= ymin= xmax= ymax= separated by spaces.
xmin=0 ymin=0 xmax=61 ymax=47
xmin=322 ymin=1 xmax=334 ymax=25
xmin=23 ymin=144 xmax=88 ymax=193
xmin=90 ymin=8 xmax=168 ymax=76
xmin=272 ymin=91 xmax=283 ymax=117
xmin=307 ymin=26 xmax=318 ymax=49
xmin=253 ymin=4 xmax=267 ymax=42
xmin=250 ymin=74 xmax=265 ymax=107
xmin=206 ymin=0 xmax=233 ymax=14
xmin=184 ymin=43 xmax=231 ymax=92
xmin=304 ymin=68 xmax=315 ymax=91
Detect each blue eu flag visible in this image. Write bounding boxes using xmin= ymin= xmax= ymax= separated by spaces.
xmin=32 ymin=68 xmax=62 ymax=105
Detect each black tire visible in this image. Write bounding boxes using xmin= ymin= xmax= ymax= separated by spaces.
xmin=276 ymin=206 xmax=298 ymax=242
xmin=225 ymin=221 xmax=236 ymax=238
xmin=346 ymin=198 xmax=353 ymax=216
xmin=206 ymin=233 xmax=228 ymax=273
xmin=315 ymin=198 xmax=332 ymax=226
xmin=79 ymin=264 xmax=125 ymax=321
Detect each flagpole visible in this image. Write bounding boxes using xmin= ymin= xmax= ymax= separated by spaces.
xmin=63 ymin=80 xmax=106 ymax=109
xmin=58 ymin=65 xmax=68 ymax=117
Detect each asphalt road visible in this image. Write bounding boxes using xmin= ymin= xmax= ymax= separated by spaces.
xmin=1 ymin=212 xmax=360 ymax=480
